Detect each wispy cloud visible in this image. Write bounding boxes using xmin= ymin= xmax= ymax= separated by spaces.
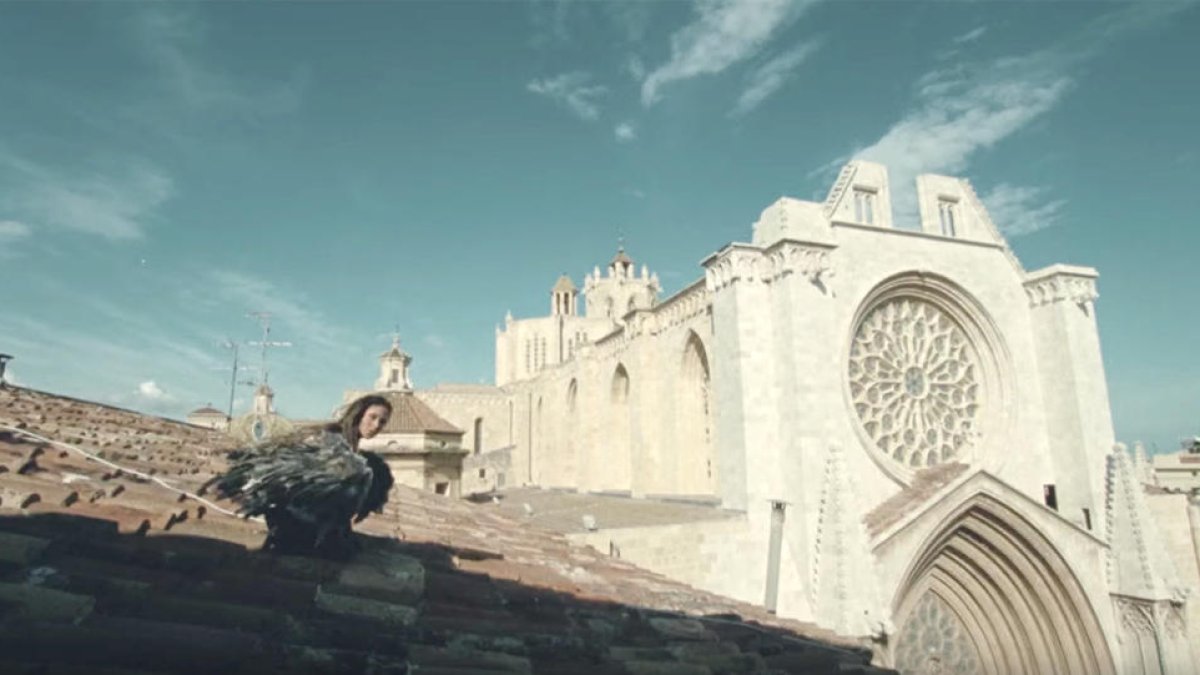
xmin=133 ymin=5 xmax=304 ymax=121
xmin=826 ymin=3 xmax=1185 ymax=221
xmin=953 ymin=26 xmax=988 ymax=45
xmin=527 ymin=72 xmax=607 ymax=120
xmin=0 ymin=220 xmax=32 ymax=256
xmin=981 ymin=183 xmax=1067 ymax=236
xmin=731 ymin=40 xmax=820 ymax=116
xmin=0 ymin=151 xmax=173 ymax=240
xmin=207 ymin=269 xmax=347 ymax=352
xmin=614 ymin=122 xmax=637 ymax=143
xmin=641 ymin=0 xmax=814 ymax=106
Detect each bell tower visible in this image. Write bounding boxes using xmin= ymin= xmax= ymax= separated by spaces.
xmin=376 ymin=335 xmax=413 ymax=392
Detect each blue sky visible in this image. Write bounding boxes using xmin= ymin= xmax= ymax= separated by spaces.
xmin=0 ymin=1 xmax=1196 ymax=452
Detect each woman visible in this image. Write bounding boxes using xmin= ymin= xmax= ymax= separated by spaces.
xmin=207 ymin=395 xmax=395 ymax=558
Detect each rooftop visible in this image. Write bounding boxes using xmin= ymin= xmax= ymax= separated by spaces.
xmin=0 ymin=385 xmax=889 ymax=674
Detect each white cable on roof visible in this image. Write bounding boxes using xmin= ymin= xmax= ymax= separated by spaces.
xmin=0 ymin=423 xmax=249 ymax=520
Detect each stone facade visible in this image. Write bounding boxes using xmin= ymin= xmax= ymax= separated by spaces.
xmin=420 ymin=161 xmax=1199 ymax=673
xmin=1152 ymin=437 xmax=1200 ymax=492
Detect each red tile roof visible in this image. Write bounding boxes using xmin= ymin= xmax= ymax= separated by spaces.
xmin=0 ymin=385 xmax=890 ymax=674
xmin=377 ymin=390 xmax=463 ymax=435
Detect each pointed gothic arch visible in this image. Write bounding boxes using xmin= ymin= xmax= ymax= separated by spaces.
xmin=605 ymin=364 xmax=632 ymax=490
xmin=891 ymin=494 xmax=1114 ymax=675
xmin=677 ymin=331 xmax=715 ymax=494
xmin=566 ymin=378 xmax=579 ymax=483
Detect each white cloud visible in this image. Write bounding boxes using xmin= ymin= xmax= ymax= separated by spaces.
xmin=624 ymin=187 xmax=646 ymax=199
xmin=137 ymin=380 xmax=171 ymax=400
xmin=527 ymin=72 xmax=607 ymax=121
xmin=641 ymin=0 xmax=814 ymax=106
xmin=854 ymin=67 xmax=1069 ymax=191
xmin=0 ymin=152 xmax=173 ymax=240
xmin=981 ymin=183 xmax=1067 ymax=236
xmin=953 ymin=26 xmax=988 ymax=45
xmin=731 ymin=41 xmax=820 ymax=116
xmin=615 ymin=122 xmax=637 ymax=143
xmin=822 ymin=3 xmax=1185 ymax=224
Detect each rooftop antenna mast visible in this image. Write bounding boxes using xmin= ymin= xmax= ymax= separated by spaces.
xmin=246 ymin=311 xmax=292 ymax=389
xmin=218 ymin=339 xmax=257 ymax=421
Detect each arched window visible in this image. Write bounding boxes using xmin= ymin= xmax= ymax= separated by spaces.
xmin=678 ymin=332 xmax=715 ymax=494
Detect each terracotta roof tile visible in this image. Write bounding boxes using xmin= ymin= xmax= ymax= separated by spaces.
xmin=0 ymin=385 xmax=889 ymax=674
xmin=378 ymin=390 xmax=463 ymax=435
xmin=864 ymin=462 xmax=970 ymax=537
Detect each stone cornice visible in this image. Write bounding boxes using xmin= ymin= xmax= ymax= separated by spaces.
xmin=1023 ymin=265 xmax=1099 ymax=308
xmin=703 ymin=240 xmax=835 ymax=292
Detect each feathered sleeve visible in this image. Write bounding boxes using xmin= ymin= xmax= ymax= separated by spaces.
xmin=207 ymin=431 xmax=375 ymax=526
xmin=355 ymin=451 xmax=394 ymax=522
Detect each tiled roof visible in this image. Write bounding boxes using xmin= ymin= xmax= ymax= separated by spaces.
xmin=0 ymin=385 xmax=891 ymax=674
xmin=378 ymin=390 xmax=463 ymax=436
xmin=863 ymin=463 xmax=970 ymax=537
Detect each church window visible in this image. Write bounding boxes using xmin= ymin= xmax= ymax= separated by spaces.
xmin=853 ymin=188 xmax=876 ymax=225
xmin=390 ymin=368 xmax=399 ymax=385
xmin=434 ymin=482 xmax=449 ymax=495
xmin=848 ymin=297 xmax=983 ymax=470
xmin=938 ymin=198 xmax=958 ymax=237
xmin=1043 ymin=484 xmax=1058 ymax=511
xmin=525 ymin=341 xmax=531 ymax=373
xmin=473 ymin=417 xmax=483 ymax=455
xmin=1082 ymin=507 xmax=1092 ymax=530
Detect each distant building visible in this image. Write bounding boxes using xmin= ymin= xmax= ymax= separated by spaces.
xmin=185 ymin=404 xmax=229 ymax=431
xmin=1153 ymin=437 xmax=1200 ymax=492
xmin=228 ymin=384 xmax=294 ymax=444
xmin=344 ymin=337 xmax=467 ymax=497
xmin=419 ymin=160 xmax=1200 ymax=673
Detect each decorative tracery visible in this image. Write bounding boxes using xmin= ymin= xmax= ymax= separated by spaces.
xmin=894 ymin=593 xmax=982 ymax=675
xmin=849 ymin=298 xmax=981 ymax=468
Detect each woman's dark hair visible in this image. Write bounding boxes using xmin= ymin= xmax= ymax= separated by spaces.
xmin=328 ymin=394 xmax=392 ymax=449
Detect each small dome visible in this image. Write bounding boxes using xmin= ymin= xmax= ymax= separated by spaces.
xmin=610 ymin=246 xmax=633 ymax=267
xmin=552 ymin=274 xmax=577 ymax=293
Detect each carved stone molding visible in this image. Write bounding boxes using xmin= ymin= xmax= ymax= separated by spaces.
xmin=1116 ymin=597 xmax=1156 ymax=638
xmin=1024 ymin=273 xmax=1098 ymax=308
xmin=704 ymin=246 xmax=763 ymax=292
xmin=705 ymin=243 xmax=834 ymax=292
xmin=763 ymin=241 xmax=834 ymax=285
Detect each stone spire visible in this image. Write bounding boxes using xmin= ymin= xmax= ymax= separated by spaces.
xmin=811 ymin=444 xmax=891 ymax=638
xmin=376 ymin=335 xmax=413 ymax=392
xmin=1105 ymin=443 xmax=1182 ymax=601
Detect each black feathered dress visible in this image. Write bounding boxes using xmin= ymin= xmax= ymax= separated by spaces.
xmin=208 ymin=430 xmax=394 ymax=558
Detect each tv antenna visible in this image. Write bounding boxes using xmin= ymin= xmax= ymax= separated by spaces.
xmin=246 ymin=311 xmax=292 ymax=388
xmin=217 ymin=339 xmax=257 ymax=420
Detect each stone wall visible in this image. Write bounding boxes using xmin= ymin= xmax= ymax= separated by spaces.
xmin=567 ymin=516 xmax=762 ymax=606
xmin=1145 ymin=492 xmax=1200 ymax=669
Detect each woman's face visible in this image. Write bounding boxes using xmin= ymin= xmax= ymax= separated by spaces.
xmin=358 ymin=404 xmax=390 ymax=440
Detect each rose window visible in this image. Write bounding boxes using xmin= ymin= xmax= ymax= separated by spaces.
xmin=848 ymin=298 xmax=980 ymax=467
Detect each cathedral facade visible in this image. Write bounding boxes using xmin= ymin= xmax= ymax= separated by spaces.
xmin=420 ymin=161 xmax=1199 ymax=673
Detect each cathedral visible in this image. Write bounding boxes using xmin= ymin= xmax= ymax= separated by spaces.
xmin=417 ymin=160 xmax=1199 ymax=673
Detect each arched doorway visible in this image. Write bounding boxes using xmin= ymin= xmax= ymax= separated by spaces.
xmin=891 ymin=494 xmax=1114 ymax=675
xmin=678 ymin=332 xmax=715 ymax=494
